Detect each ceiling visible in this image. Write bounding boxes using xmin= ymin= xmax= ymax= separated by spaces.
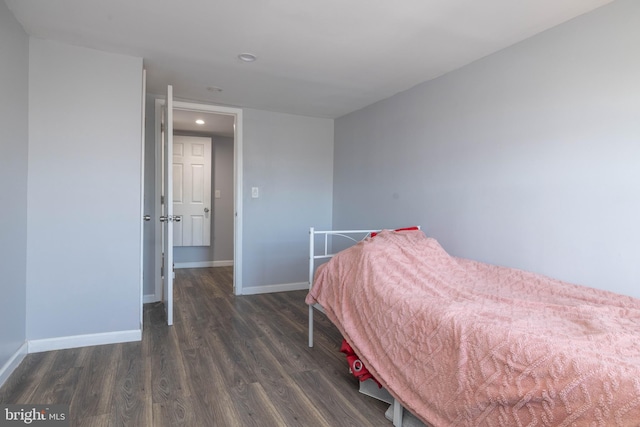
xmin=7 ymin=0 xmax=614 ymax=119
xmin=173 ymin=109 xmax=235 ymax=136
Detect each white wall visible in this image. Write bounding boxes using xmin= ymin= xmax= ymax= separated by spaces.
xmin=333 ymin=0 xmax=640 ymax=298
xmin=27 ymin=39 xmax=144 ymax=342
xmin=0 ymin=0 xmax=29 ymax=377
xmin=242 ymin=109 xmax=334 ymax=290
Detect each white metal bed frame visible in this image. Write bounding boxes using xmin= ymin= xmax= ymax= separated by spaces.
xmin=308 ymin=227 xmax=379 ymax=348
xmin=307 ymin=226 xmax=421 ymax=427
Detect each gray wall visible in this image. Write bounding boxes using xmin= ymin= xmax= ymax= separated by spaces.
xmin=242 ymin=108 xmax=334 ymax=289
xmin=173 ymin=135 xmax=234 ymax=264
xmin=333 ymin=0 xmax=640 ymax=298
xmin=0 ymin=0 xmax=28 ymax=371
xmin=27 ymin=39 xmax=143 ymax=339
xmin=213 ymin=136 xmax=235 ymax=262
xmin=142 ymin=93 xmax=157 ymax=300
xmin=143 ymin=99 xmax=334 ymax=293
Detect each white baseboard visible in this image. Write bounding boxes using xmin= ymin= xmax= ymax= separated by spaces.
xmin=213 ymin=260 xmax=234 ymax=267
xmin=144 ymin=293 xmax=159 ymax=303
xmin=174 ymin=260 xmax=234 ymax=269
xmin=0 ymin=342 xmax=28 ymax=388
xmin=28 ymin=329 xmax=142 ymax=353
xmin=242 ymin=281 xmax=308 ymax=295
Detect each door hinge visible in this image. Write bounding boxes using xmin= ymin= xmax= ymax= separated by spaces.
xmin=161 ymin=195 xmax=165 ymax=205
xmin=161 ymin=123 xmax=165 ymax=133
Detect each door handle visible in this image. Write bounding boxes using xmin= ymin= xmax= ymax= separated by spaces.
xmin=143 ymin=215 xmax=151 ymax=221
xmin=172 ymin=215 xmax=182 ymax=222
xmin=159 ymin=215 xmax=168 ymax=222
xmin=204 ymin=207 xmax=210 ymax=213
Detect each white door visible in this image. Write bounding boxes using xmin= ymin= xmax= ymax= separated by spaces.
xmin=172 ymin=136 xmax=212 ymax=247
xmin=162 ymin=85 xmax=174 ymax=326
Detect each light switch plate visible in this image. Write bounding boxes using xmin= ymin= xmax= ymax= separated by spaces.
xmin=215 ymin=189 xmax=221 ymax=199
xmin=251 ymin=187 xmax=259 ymax=198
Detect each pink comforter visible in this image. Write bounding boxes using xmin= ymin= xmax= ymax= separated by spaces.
xmin=305 ymin=230 xmax=640 ymax=426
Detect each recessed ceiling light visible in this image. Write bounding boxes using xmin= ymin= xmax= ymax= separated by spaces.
xmin=195 ymin=119 xmax=205 ymax=125
xmin=238 ymin=53 xmax=257 ymax=62
xmin=207 ymin=86 xmax=223 ymax=92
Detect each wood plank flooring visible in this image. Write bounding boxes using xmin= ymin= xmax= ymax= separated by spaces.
xmin=0 ymin=267 xmax=391 ymax=426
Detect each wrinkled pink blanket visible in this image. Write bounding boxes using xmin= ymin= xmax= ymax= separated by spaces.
xmin=306 ymin=230 xmax=640 ymax=426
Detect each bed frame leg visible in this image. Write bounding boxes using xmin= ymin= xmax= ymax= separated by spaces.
xmin=393 ymin=399 xmax=404 ymax=427
xmin=308 ymin=304 xmax=314 ymax=347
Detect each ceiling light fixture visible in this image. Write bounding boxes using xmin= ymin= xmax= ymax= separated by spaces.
xmin=195 ymin=119 xmax=205 ymax=125
xmin=238 ymin=53 xmax=257 ymax=62
xmin=207 ymin=86 xmax=223 ymax=92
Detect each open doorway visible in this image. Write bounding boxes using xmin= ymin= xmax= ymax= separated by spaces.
xmin=149 ymin=99 xmax=244 ymax=304
xmin=171 ymin=111 xmax=235 ymax=269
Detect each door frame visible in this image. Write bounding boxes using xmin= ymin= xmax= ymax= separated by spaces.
xmin=161 ymin=85 xmax=174 ymax=325
xmin=153 ymin=98 xmax=244 ymax=297
xmin=139 ymin=70 xmax=146 ymax=328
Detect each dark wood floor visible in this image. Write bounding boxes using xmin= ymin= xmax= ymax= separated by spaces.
xmin=0 ymin=267 xmax=390 ymax=426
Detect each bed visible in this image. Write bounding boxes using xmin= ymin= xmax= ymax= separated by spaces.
xmin=306 ymin=227 xmax=640 ymax=427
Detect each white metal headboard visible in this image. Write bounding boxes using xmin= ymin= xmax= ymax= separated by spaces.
xmin=308 ymin=228 xmax=380 ymax=286
xmin=308 ymin=227 xmax=380 ymax=347
xmin=308 ymin=227 xmax=421 ymax=346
